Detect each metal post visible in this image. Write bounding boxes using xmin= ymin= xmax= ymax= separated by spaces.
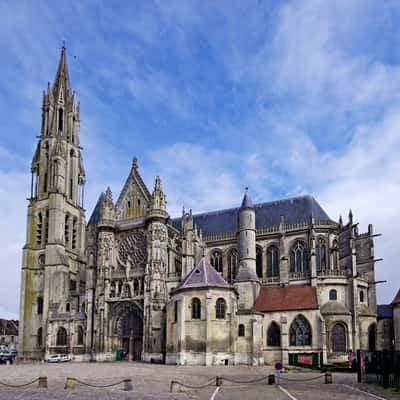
xmin=356 ymin=349 xmax=362 ymax=383
xmin=382 ymin=350 xmax=389 ymax=389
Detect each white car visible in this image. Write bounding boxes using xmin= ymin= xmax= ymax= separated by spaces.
xmin=47 ymin=354 xmax=71 ymax=363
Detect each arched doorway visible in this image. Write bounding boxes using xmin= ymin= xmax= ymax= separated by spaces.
xmin=113 ymin=302 xmax=143 ymax=361
xmin=331 ymin=323 xmax=346 ymax=353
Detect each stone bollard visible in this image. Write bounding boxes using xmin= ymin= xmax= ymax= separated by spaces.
xmin=325 ymin=372 xmax=332 ymax=384
xmin=170 ymin=381 xmax=178 ymax=392
xmin=216 ymin=376 xmax=223 ymax=386
xmin=123 ymin=378 xmax=133 ymax=391
xmin=38 ymin=376 xmax=48 ymax=388
xmin=64 ymin=377 xmax=76 ymax=389
xmin=268 ymin=374 xmax=275 ymax=385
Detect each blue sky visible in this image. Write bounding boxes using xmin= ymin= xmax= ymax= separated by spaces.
xmin=0 ymin=0 xmax=399 ymax=319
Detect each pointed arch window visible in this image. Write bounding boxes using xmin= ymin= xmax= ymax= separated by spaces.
xmin=238 ymin=324 xmax=245 ymax=337
xmin=56 ymin=327 xmax=67 ymax=346
xmin=316 ymin=237 xmax=327 ymax=271
xmin=37 ymin=327 xmax=43 ymax=348
xmin=58 ymin=108 xmax=63 ymax=133
xmin=256 ymin=247 xmax=263 ymax=278
xmin=192 ymin=298 xmax=201 ymax=319
xmin=289 ymin=315 xmax=312 ymax=346
xmin=267 ymin=322 xmax=281 ymax=346
xmin=77 ymin=326 xmax=84 ymax=345
xmin=267 ymin=245 xmax=280 ymax=278
xmin=331 ymin=239 xmax=339 ymax=270
xmin=210 ymin=250 xmax=223 ymax=274
xmin=290 ymin=241 xmax=309 ymax=273
xmin=37 ymin=296 xmax=43 ymax=314
xmin=227 ymin=248 xmax=238 ymax=283
xmin=216 ymin=298 xmax=226 ymax=319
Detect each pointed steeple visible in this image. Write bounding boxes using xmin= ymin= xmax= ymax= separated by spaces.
xmin=147 ymin=175 xmax=169 ymax=222
xmin=104 ymin=186 xmax=113 ymax=205
xmin=240 ymin=187 xmax=253 ymax=209
xmin=150 ymin=176 xmax=167 ymax=211
xmin=348 ymin=209 xmax=353 ymax=224
xmin=53 ymin=46 xmax=71 ymax=97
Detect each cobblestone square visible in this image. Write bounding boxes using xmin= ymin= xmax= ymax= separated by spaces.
xmin=0 ymin=362 xmax=397 ymax=400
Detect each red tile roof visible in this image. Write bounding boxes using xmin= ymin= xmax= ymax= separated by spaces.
xmin=253 ymin=285 xmax=318 ymax=312
xmin=391 ymin=289 xmax=400 ymax=305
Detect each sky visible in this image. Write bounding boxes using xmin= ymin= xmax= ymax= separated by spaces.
xmin=0 ymin=0 xmax=399 ymax=319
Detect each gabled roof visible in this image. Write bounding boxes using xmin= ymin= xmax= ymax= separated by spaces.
xmin=176 ymin=258 xmax=228 ymax=290
xmin=115 ymin=158 xmax=151 ymax=210
xmin=253 ymin=285 xmax=318 ymax=312
xmin=391 ymin=289 xmax=400 ymax=305
xmin=171 ymin=195 xmax=331 ymax=236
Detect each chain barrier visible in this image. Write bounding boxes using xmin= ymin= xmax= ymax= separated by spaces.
xmin=170 ymin=378 xmax=216 ymax=390
xmin=278 ymin=374 xmax=326 ymax=382
xmin=0 ymin=378 xmax=39 ymax=388
xmin=222 ymin=375 xmax=268 ymax=384
xmin=75 ymin=378 xmax=128 ymax=388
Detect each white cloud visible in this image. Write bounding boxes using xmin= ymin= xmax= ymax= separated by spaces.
xmin=147 ymin=143 xmax=243 ymax=217
xmin=0 ymin=170 xmax=29 ymax=319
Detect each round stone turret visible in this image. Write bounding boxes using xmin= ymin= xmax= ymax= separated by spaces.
xmin=236 ymin=189 xmax=258 ymax=281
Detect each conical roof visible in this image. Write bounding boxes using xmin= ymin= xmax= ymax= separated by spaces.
xmin=176 ymin=258 xmax=228 ymax=290
xmin=240 ymin=188 xmax=253 ymax=209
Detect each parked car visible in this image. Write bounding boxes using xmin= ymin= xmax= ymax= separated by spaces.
xmin=0 ymin=355 xmax=13 ymax=364
xmin=9 ymin=349 xmax=17 ymax=357
xmin=47 ymin=354 xmax=71 ymax=363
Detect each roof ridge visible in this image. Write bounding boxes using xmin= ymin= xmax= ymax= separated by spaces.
xmin=171 ymin=194 xmax=316 ymax=219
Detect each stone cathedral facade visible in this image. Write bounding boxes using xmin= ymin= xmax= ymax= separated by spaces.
xmin=19 ymin=48 xmax=380 ymax=365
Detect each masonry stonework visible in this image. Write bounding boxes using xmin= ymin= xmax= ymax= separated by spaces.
xmin=19 ymin=48 xmax=382 ymax=365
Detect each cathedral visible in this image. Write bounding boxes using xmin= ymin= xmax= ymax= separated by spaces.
xmin=19 ymin=48 xmax=380 ymax=366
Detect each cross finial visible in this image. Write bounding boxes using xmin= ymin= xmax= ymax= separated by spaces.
xmin=62 ymin=39 xmax=66 ymax=49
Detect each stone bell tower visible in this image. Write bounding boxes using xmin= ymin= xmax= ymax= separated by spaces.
xmin=143 ymin=176 xmax=169 ymax=362
xmin=19 ymin=47 xmax=86 ymax=359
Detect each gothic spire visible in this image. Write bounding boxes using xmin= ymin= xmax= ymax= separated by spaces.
xmin=53 ymin=46 xmax=71 ymax=97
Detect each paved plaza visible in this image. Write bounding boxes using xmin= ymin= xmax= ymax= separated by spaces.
xmin=0 ymin=362 xmax=397 ymax=400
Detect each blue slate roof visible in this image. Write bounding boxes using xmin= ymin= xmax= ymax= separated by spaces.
xmin=377 ymin=304 xmax=393 ymax=319
xmin=88 ymin=193 xmax=332 ymax=235
xmin=176 ymin=258 xmax=228 ymax=290
xmin=241 ymin=190 xmax=253 ymax=209
xmin=171 ymin=195 xmax=332 ymax=236
xmin=88 ymin=192 xmax=105 ymax=225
